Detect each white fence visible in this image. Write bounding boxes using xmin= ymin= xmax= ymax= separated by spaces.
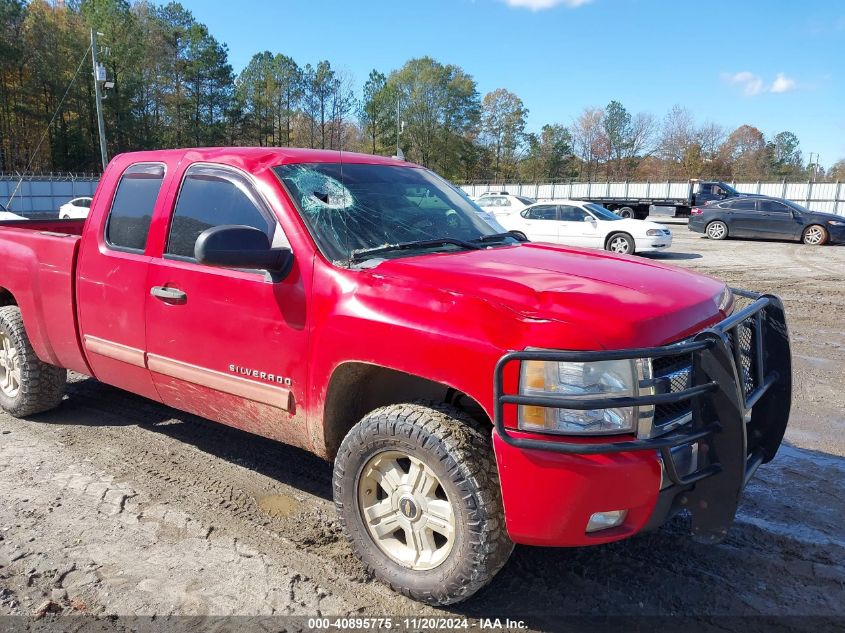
xmin=1 ymin=176 xmax=99 ymax=215
xmin=460 ymin=181 xmax=845 ymax=216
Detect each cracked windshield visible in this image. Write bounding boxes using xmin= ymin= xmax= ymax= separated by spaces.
xmin=275 ymin=162 xmax=509 ymax=264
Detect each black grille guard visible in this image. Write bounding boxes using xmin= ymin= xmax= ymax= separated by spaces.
xmin=493 ymin=288 xmax=792 ymax=542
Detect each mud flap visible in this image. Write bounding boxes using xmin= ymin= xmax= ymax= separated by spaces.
xmin=685 ymin=331 xmax=747 ymax=544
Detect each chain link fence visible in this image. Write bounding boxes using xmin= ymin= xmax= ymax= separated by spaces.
xmin=1 ymin=173 xmax=100 ymax=216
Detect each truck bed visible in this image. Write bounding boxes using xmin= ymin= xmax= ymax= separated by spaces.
xmin=0 ymin=220 xmax=91 ymax=375
xmin=0 ymin=217 xmax=85 ymax=235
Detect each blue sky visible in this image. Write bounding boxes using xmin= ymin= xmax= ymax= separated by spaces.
xmin=178 ymin=0 xmax=845 ymax=168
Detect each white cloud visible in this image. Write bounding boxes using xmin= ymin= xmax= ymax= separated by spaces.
xmin=723 ymin=71 xmax=797 ymax=96
xmin=726 ymin=71 xmax=765 ymax=96
xmin=502 ymin=0 xmax=593 ymax=10
xmin=770 ymin=72 xmax=796 ymax=93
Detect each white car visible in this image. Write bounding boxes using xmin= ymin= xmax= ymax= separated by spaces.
xmin=59 ymin=196 xmax=92 ymax=219
xmin=0 ymin=205 xmax=26 ymax=221
xmin=474 ymin=192 xmax=536 ymax=217
xmin=499 ymin=199 xmax=672 ymax=254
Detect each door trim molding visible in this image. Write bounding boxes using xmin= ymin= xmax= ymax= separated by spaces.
xmin=146 ymin=353 xmax=292 ymax=411
xmin=83 ymin=335 xmax=146 ymax=368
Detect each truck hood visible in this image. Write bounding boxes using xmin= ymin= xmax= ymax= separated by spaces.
xmin=371 ymin=242 xmax=728 ymax=349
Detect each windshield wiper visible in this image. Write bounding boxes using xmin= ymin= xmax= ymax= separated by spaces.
xmin=350 ymin=238 xmax=482 ymax=263
xmin=470 ymin=232 xmax=520 ymax=244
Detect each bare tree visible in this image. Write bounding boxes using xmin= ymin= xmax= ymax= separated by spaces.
xmin=570 ymin=107 xmax=606 ymax=180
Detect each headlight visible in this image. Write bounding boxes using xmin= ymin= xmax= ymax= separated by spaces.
xmin=518 ymin=359 xmax=642 ymax=435
xmin=646 ymin=229 xmax=663 ymax=236
xmin=715 ymin=286 xmax=733 ymax=313
xmin=828 ymin=220 xmax=845 ymax=227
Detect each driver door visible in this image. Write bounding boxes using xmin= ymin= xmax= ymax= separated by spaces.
xmin=144 ymin=163 xmax=311 ymax=449
xmin=558 ymin=205 xmax=600 ymax=247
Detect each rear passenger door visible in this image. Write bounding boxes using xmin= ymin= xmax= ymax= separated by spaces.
xmin=77 ymin=162 xmax=167 ymax=401
xmin=144 ymin=163 xmax=310 ymax=448
xmin=724 ymin=199 xmax=760 ymax=237
xmin=520 ymin=205 xmax=559 ymax=242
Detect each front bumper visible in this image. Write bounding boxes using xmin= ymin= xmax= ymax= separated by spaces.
xmin=492 ymin=290 xmax=791 ymax=546
xmin=636 ymin=233 xmax=673 ymax=252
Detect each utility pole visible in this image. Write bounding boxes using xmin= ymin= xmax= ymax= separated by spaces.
xmin=91 ymin=29 xmax=108 ymax=172
xmin=395 ymin=95 xmax=401 ymax=158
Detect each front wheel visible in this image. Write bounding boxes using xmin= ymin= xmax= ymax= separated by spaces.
xmin=333 ymin=402 xmax=513 ymax=605
xmin=802 ymin=224 xmax=828 ymax=245
xmin=606 ymin=232 xmax=635 ymax=254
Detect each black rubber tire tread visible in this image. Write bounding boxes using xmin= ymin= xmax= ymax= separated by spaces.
xmin=333 ymin=401 xmax=513 ymax=605
xmin=606 ymin=231 xmax=635 ymax=254
xmin=0 ymin=305 xmax=66 ymax=417
xmin=801 ymin=224 xmax=829 ymax=245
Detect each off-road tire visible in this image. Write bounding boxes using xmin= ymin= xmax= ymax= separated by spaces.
xmin=606 ymin=232 xmax=635 ymax=254
xmin=333 ymin=401 xmax=513 ymax=605
xmin=801 ymin=224 xmax=828 ymax=245
xmin=0 ymin=306 xmax=66 ymax=417
xmin=706 ymin=220 xmax=728 ymax=240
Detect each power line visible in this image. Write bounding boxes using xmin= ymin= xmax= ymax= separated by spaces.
xmin=6 ymin=43 xmax=92 ymax=208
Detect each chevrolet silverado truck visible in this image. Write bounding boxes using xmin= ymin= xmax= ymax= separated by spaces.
xmin=0 ymin=148 xmax=791 ymax=605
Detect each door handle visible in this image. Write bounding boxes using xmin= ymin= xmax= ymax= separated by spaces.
xmin=150 ymin=286 xmax=187 ymax=303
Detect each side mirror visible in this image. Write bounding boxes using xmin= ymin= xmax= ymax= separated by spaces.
xmin=195 ymin=225 xmax=292 ymax=276
xmin=584 ymin=216 xmax=596 ymax=223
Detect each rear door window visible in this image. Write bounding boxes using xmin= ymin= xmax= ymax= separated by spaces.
xmin=105 ymin=163 xmax=166 ymax=253
xmin=526 ymin=205 xmax=558 ymax=220
xmin=730 ymin=199 xmax=757 ymax=211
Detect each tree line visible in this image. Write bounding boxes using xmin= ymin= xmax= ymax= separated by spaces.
xmin=2 ymin=0 xmax=843 ymax=182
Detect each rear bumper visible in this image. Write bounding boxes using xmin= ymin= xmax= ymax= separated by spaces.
xmin=687 ymin=218 xmax=706 ymax=233
xmin=492 ymin=290 xmax=791 ymax=547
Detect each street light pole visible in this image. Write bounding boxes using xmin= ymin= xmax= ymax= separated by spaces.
xmin=91 ymin=29 xmax=108 ymax=172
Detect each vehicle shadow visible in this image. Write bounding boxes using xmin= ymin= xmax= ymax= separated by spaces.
xmin=35 ymin=374 xmax=334 ymax=501
xmin=446 ymin=441 xmax=845 ymax=621
xmin=639 ymin=251 xmax=702 ymax=260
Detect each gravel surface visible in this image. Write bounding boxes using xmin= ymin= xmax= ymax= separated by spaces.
xmin=1 ymin=228 xmax=843 ymax=630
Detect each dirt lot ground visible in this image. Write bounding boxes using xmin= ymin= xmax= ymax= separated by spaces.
xmin=1 ymin=226 xmax=844 ymax=631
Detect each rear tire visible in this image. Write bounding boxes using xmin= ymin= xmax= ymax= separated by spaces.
xmin=606 ymin=232 xmax=635 ymax=254
xmin=0 ymin=306 xmax=66 ymax=417
xmin=333 ymin=401 xmax=513 ymax=605
xmin=706 ymin=220 xmax=728 ymax=240
xmin=802 ymin=224 xmax=828 ymax=245
xmin=618 ymin=206 xmax=635 ymax=219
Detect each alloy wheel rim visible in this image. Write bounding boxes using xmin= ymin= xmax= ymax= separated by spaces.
xmin=708 ymin=223 xmax=726 ymax=239
xmin=357 ymin=450 xmax=455 ymax=571
xmin=0 ymin=331 xmax=21 ymax=398
xmin=610 ymin=237 xmax=630 ymax=253
xmin=805 ymin=227 xmax=823 ymax=244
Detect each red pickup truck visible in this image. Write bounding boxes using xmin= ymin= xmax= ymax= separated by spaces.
xmin=0 ymin=148 xmax=791 ymax=605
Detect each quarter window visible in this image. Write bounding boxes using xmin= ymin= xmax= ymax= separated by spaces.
xmin=166 ymin=165 xmax=281 ymax=260
xmin=105 ymin=163 xmax=165 ymax=252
